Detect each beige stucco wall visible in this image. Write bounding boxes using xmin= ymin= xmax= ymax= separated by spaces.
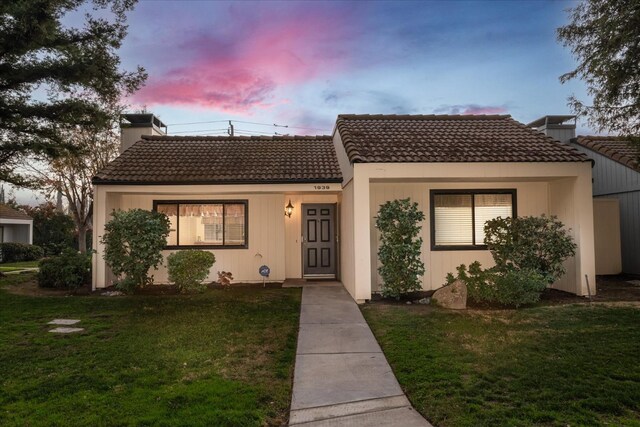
xmin=352 ymin=161 xmax=596 ymax=299
xmin=339 ymin=181 xmax=356 ymax=297
xmin=369 ymin=181 xmax=549 ymax=292
xmin=92 ymin=183 xmax=341 ymax=289
xmin=593 ymin=198 xmax=622 ymax=275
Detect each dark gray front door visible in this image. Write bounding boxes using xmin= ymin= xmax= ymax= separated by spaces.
xmin=302 ymin=204 xmax=336 ymax=277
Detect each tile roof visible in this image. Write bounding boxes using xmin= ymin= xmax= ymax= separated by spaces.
xmin=336 ymin=114 xmax=589 ymax=163
xmin=93 ymin=135 xmax=342 ymax=184
xmin=573 ymin=136 xmax=640 ymax=172
xmin=0 ymin=204 xmax=32 ymax=221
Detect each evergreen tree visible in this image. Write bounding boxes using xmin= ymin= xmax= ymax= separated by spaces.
xmin=558 ymin=0 xmax=640 ymax=135
xmin=0 ymin=0 xmax=146 ymax=184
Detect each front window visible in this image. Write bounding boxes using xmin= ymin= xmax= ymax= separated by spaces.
xmin=154 ymin=200 xmax=248 ymax=249
xmin=431 ymin=190 xmax=515 ymax=249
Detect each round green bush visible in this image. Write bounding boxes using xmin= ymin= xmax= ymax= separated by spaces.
xmin=484 ymin=215 xmax=577 ymax=284
xmin=38 ymin=249 xmax=91 ymax=290
xmin=167 ymin=250 xmax=216 ymax=293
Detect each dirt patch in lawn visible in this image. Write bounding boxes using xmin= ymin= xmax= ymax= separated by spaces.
xmin=1 ymin=272 xmax=93 ymax=297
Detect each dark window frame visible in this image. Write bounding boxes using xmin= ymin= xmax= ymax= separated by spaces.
xmin=430 ymin=189 xmax=517 ymax=251
xmin=153 ymin=199 xmax=249 ymax=249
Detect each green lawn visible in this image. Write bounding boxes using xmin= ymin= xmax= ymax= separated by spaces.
xmin=0 ymin=273 xmax=301 ymax=426
xmin=362 ymin=303 xmax=640 ymax=427
xmin=0 ymin=260 xmax=40 ymax=272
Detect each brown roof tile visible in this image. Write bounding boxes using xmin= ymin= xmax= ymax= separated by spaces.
xmin=0 ymin=204 xmax=32 ymax=221
xmin=93 ymin=135 xmax=342 ymax=184
xmin=336 ymin=114 xmax=589 ymax=163
xmin=573 ymin=136 xmax=640 ymax=172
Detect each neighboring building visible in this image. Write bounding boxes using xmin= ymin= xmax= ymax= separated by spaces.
xmin=92 ymin=113 xmax=596 ymax=302
xmin=571 ymin=135 xmax=640 ymax=275
xmin=529 ymin=116 xmax=626 ymax=276
xmin=0 ymin=204 xmax=33 ymax=245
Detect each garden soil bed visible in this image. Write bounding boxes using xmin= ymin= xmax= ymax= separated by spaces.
xmin=367 ymin=274 xmax=640 ymax=308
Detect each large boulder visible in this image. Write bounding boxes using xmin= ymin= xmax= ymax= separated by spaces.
xmin=432 ymin=280 xmax=467 ymax=310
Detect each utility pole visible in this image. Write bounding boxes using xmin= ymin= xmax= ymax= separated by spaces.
xmin=228 ymin=120 xmax=234 ymax=136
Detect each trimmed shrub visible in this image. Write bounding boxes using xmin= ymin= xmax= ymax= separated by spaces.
xmin=492 ymin=268 xmax=547 ymax=307
xmin=0 ymin=243 xmax=44 ymax=263
xmin=375 ymin=198 xmax=426 ymax=299
xmin=446 ymin=262 xmax=493 ymax=303
xmin=484 ymin=215 xmax=577 ymax=284
xmin=38 ymin=249 xmax=91 ymax=290
xmin=447 ymin=215 xmax=576 ymax=308
xmin=101 ymin=209 xmax=170 ymax=293
xmin=447 ymin=262 xmax=546 ymax=308
xmin=167 ymin=250 xmax=216 ymax=293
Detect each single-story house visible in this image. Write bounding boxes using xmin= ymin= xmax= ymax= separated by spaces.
xmin=570 ymin=135 xmax=640 ymax=274
xmin=0 ymin=203 xmax=33 ymax=245
xmin=92 ymin=113 xmax=596 ymax=302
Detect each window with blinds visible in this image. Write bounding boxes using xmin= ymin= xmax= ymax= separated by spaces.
xmin=153 ymin=200 xmax=248 ymax=249
xmin=431 ymin=190 xmax=515 ymax=249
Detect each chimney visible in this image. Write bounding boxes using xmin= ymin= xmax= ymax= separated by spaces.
xmin=527 ymin=115 xmax=576 ymax=144
xmin=119 ymin=113 xmax=167 ymax=153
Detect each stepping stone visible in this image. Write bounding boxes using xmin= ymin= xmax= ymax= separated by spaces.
xmin=49 ymin=327 xmax=84 ymax=334
xmin=48 ymin=319 xmax=81 ymax=325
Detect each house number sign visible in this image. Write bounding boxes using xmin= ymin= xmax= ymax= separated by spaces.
xmin=259 ymin=265 xmax=270 ymax=277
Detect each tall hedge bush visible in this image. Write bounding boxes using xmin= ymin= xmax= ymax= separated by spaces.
xmin=0 ymin=243 xmax=44 ymax=263
xmin=101 ymin=209 xmax=170 ymax=292
xmin=375 ymin=198 xmax=426 ymax=299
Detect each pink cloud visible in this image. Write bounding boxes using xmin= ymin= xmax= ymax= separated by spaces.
xmin=133 ymin=5 xmax=357 ymax=113
xmin=434 ymin=104 xmax=508 ymax=115
xmin=461 ymin=105 xmax=508 ymax=115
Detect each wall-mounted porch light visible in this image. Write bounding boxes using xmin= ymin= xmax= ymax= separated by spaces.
xmin=285 ymin=199 xmax=294 ymax=218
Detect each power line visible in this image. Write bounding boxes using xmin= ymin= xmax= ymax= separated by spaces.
xmin=170 ymin=128 xmax=228 ymax=134
xmin=234 ymin=129 xmax=277 ymax=136
xmin=166 ymin=120 xmax=229 ymax=126
xmin=232 ymin=120 xmax=289 ymax=128
xmin=165 ymin=118 xmax=331 ymax=133
xmin=232 ymin=120 xmax=330 ymax=132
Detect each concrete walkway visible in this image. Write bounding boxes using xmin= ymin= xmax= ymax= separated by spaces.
xmin=289 ymin=282 xmax=431 ymax=426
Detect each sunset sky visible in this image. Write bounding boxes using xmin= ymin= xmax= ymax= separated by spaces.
xmin=120 ymin=0 xmax=592 ymax=136
xmin=12 ymin=0 xmax=596 ymax=204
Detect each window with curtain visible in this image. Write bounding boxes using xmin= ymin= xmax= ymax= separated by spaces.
xmin=431 ymin=190 xmax=515 ymax=249
xmin=153 ymin=200 xmax=248 ymax=248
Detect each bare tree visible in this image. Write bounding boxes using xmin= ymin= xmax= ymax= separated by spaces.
xmin=27 ymin=104 xmax=121 ymax=253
